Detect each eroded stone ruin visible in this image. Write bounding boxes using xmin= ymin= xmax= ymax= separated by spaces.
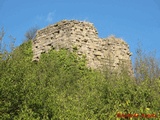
xmin=32 ymin=20 xmax=133 ymax=74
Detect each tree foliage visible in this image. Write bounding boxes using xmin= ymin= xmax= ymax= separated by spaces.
xmin=0 ymin=39 xmax=160 ymax=119
xmin=25 ymin=26 xmax=38 ymax=40
xmin=0 ymin=27 xmax=5 ymax=52
xmin=134 ymin=46 xmax=160 ymax=84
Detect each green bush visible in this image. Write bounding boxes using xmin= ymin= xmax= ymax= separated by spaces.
xmin=0 ymin=40 xmax=160 ymax=119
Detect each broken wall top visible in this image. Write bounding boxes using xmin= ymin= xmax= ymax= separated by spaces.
xmin=32 ymin=20 xmax=133 ymax=75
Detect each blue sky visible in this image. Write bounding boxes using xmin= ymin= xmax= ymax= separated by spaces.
xmin=0 ymin=0 xmax=160 ymax=61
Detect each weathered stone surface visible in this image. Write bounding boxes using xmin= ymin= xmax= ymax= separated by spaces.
xmin=94 ymin=51 xmax=103 ymax=56
xmin=32 ymin=20 xmax=133 ymax=75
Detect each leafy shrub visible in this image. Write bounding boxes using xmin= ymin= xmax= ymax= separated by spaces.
xmin=0 ymin=40 xmax=160 ymax=119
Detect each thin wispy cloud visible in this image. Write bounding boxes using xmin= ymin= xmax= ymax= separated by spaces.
xmin=34 ymin=11 xmax=55 ymax=25
xmin=46 ymin=12 xmax=55 ymax=23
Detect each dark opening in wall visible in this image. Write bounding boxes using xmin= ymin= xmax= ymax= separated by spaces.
xmin=41 ymin=51 xmax=46 ymax=54
xmin=47 ymin=43 xmax=52 ymax=46
xmin=54 ymin=24 xmax=58 ymax=27
xmin=55 ymin=30 xmax=60 ymax=34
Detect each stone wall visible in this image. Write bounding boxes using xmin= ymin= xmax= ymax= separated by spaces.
xmin=32 ymin=20 xmax=133 ymax=74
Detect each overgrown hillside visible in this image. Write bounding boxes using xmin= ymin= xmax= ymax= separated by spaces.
xmin=0 ymin=40 xmax=160 ymax=119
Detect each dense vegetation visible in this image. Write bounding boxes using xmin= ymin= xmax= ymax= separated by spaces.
xmin=0 ymin=39 xmax=160 ymax=119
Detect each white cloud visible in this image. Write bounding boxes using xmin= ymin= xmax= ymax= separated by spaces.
xmin=46 ymin=12 xmax=55 ymax=23
xmin=34 ymin=11 xmax=55 ymax=25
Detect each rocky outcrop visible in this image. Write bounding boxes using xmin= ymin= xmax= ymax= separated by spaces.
xmin=32 ymin=20 xmax=133 ymax=75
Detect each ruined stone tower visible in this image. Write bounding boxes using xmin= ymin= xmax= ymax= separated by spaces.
xmin=32 ymin=20 xmax=133 ymax=74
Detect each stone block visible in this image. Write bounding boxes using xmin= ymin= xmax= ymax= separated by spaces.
xmin=94 ymin=51 xmax=102 ymax=56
